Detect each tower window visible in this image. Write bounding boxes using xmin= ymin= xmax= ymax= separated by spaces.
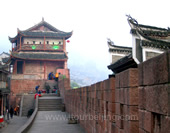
xmin=27 ymin=42 xmax=29 ymax=44
xmin=33 ymin=41 xmax=35 ymax=44
xmin=46 ymin=41 xmax=49 ymax=44
xmin=17 ymin=61 xmax=23 ymax=74
xmin=40 ymin=42 xmax=41 ymax=44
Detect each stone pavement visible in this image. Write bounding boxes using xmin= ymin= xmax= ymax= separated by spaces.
xmin=39 ymin=96 xmax=62 ymax=100
xmin=27 ymin=111 xmax=85 ymax=133
xmin=0 ymin=115 xmax=28 ymax=133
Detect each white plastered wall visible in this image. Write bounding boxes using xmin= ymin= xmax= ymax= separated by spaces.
xmin=109 ymin=52 xmax=126 ymax=64
xmin=132 ymin=35 xmax=140 ymax=64
xmin=23 ymin=38 xmax=63 ymax=45
xmin=142 ymin=47 xmax=164 ymax=61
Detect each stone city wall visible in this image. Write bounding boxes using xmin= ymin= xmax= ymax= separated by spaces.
xmin=138 ymin=51 xmax=170 ymax=133
xmin=59 ymin=50 xmax=170 ymax=133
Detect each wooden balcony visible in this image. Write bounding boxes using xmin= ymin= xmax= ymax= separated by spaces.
xmin=12 ymin=44 xmax=64 ymax=52
xmin=0 ymin=81 xmax=6 ymax=89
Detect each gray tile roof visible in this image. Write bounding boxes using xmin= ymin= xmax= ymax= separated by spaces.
xmin=20 ymin=31 xmax=72 ymax=38
xmin=108 ymin=54 xmax=137 ymax=74
xmin=11 ymin=52 xmax=67 ymax=60
xmin=127 ymin=16 xmax=170 ymax=50
xmin=2 ymin=57 xmax=10 ymax=63
xmin=141 ymin=40 xmax=170 ymax=50
xmin=9 ymin=20 xmax=72 ymax=42
xmin=108 ymin=38 xmax=132 ymax=50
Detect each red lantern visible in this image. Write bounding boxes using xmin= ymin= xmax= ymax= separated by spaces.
xmin=0 ymin=117 xmax=4 ymax=123
xmin=66 ymin=40 xmax=70 ymax=43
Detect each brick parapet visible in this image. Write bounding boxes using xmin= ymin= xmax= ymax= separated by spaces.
xmin=59 ymin=77 xmax=116 ymax=133
xmin=58 ymin=50 xmax=170 ymax=133
xmin=115 ymin=68 xmax=139 ymax=133
xmin=138 ymin=50 xmax=170 ymax=133
xmin=138 ymin=50 xmax=170 ymax=86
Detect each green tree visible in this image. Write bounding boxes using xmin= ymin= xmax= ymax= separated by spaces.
xmin=71 ymin=81 xmax=80 ymax=89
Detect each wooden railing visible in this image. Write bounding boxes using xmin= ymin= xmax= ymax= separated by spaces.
xmin=12 ymin=44 xmax=63 ymax=51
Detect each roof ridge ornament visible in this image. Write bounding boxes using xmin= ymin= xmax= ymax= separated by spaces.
xmin=42 ymin=17 xmax=44 ymax=22
xmin=107 ymin=38 xmax=114 ymax=45
xmin=126 ymin=14 xmax=138 ymax=25
xmin=17 ymin=28 xmax=20 ymax=33
xmin=167 ymin=27 xmax=170 ymax=31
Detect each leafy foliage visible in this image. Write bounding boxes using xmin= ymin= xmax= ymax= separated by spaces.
xmin=71 ymin=81 xmax=80 ymax=89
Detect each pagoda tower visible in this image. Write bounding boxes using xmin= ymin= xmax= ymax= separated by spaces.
xmin=7 ymin=19 xmax=72 ymax=98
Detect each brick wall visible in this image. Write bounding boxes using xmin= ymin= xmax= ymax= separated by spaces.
xmin=25 ymin=60 xmax=64 ymax=79
xmin=59 ymin=51 xmax=170 ymax=133
xmin=46 ymin=61 xmax=64 ymax=78
xmin=58 ymin=78 xmax=70 ymax=103
xmin=10 ymin=79 xmax=45 ymax=107
xmin=10 ymin=79 xmax=59 ymax=108
xmin=25 ymin=61 xmax=44 ymax=74
xmin=11 ymin=79 xmax=45 ymax=94
xmin=138 ymin=51 xmax=170 ymax=133
xmin=115 ymin=68 xmax=139 ymax=133
xmin=59 ymin=77 xmax=116 ymax=133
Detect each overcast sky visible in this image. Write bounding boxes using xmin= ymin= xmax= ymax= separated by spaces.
xmin=1 ymin=0 xmax=170 ymax=72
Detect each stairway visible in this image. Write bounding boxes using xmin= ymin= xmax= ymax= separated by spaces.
xmin=21 ymin=94 xmax=35 ymax=116
xmin=38 ymin=94 xmax=63 ymax=111
xmin=45 ymin=80 xmax=58 ymax=91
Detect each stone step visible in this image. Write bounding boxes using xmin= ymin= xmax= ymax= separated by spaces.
xmin=38 ymin=109 xmax=62 ymax=111
xmin=39 ymin=102 xmax=61 ymax=104
xmin=38 ymin=101 xmax=62 ymax=104
xmin=39 ymin=97 xmax=62 ymax=100
xmin=38 ymin=105 xmax=62 ymax=108
xmin=38 ymin=100 xmax=62 ymax=102
xmin=38 ymin=107 xmax=62 ymax=111
xmin=38 ymin=105 xmax=62 ymax=107
xmin=38 ymin=96 xmax=63 ymax=111
xmin=38 ymin=104 xmax=62 ymax=108
xmin=39 ymin=100 xmax=61 ymax=102
xmin=41 ymin=94 xmax=59 ymax=97
xmin=39 ymin=98 xmax=61 ymax=100
xmin=38 ymin=98 xmax=62 ymax=101
xmin=44 ymin=80 xmax=58 ymax=90
xmin=38 ymin=99 xmax=62 ymax=101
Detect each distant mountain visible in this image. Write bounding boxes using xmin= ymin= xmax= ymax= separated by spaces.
xmin=68 ymin=56 xmax=111 ymax=86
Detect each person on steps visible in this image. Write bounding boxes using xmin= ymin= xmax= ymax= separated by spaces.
xmin=48 ymin=72 xmax=55 ymax=80
xmin=35 ymin=85 xmax=40 ymax=93
xmin=9 ymin=106 xmax=14 ymax=119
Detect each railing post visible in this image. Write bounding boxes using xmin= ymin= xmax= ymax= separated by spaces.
xmin=20 ymin=36 xmax=22 ymax=50
xmin=44 ymin=36 xmax=46 ymax=50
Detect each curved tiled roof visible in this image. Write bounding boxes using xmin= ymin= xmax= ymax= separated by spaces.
xmin=137 ymin=30 xmax=170 ymax=50
xmin=130 ymin=29 xmax=169 ymax=37
xmin=11 ymin=52 xmax=67 ymax=60
xmin=107 ymin=54 xmax=137 ymax=74
xmin=127 ymin=15 xmax=170 ymax=50
xmin=20 ymin=31 xmax=72 ymax=38
xmin=127 ymin=15 xmax=168 ymax=31
xmin=108 ymin=39 xmax=132 ymax=50
xmin=9 ymin=19 xmax=73 ymax=42
xmin=141 ymin=40 xmax=170 ymax=51
xmin=21 ymin=19 xmax=63 ymax=32
xmin=107 ymin=38 xmax=132 ymax=54
xmin=9 ymin=31 xmax=72 ymax=42
xmin=2 ymin=57 xmax=10 ymax=63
